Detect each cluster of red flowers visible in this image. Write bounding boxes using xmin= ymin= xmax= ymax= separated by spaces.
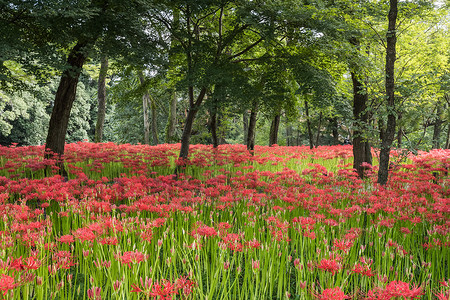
xmin=0 ymin=143 xmax=448 ymax=299
xmin=131 ymin=276 xmax=196 ymax=299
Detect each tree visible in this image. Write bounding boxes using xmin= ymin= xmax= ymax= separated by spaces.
xmin=154 ymin=0 xmax=276 ymax=161
xmin=94 ymin=56 xmax=108 ymax=143
xmin=1 ymin=0 xmax=160 ymax=174
xmin=377 ymin=0 xmax=398 ymax=185
xmin=0 ymin=76 xmax=97 ymax=146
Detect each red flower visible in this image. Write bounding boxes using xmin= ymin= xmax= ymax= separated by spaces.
xmin=435 ymin=291 xmax=450 ymax=300
xmin=319 ymin=287 xmax=349 ymax=300
xmin=24 ymin=256 xmax=41 ymax=270
xmin=130 ymin=283 xmax=143 ymax=293
xmin=385 ymin=281 xmax=423 ymax=299
xmin=195 ymin=225 xmax=217 ymax=237
xmin=366 ymin=281 xmax=424 ymax=300
xmin=58 ymin=234 xmax=75 ymax=244
xmin=351 ymin=263 xmax=374 ymax=277
xmin=0 ymin=274 xmax=15 ymax=296
xmin=317 ymin=259 xmax=341 ymax=275
xmin=119 ymin=251 xmax=146 ymax=268
xmin=150 ymin=279 xmax=178 ymax=300
xmin=333 ymin=239 xmax=354 ymax=252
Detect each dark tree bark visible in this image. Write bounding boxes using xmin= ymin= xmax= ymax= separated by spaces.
xmin=179 ymin=87 xmax=207 ymax=159
xmin=217 ymin=113 xmax=227 ymax=145
xmin=143 ymin=93 xmax=150 ymax=145
xmin=209 ymin=90 xmax=226 ymax=148
xmin=315 ymin=112 xmax=322 ymax=148
xmin=45 ymin=41 xmax=89 ymax=175
xmin=165 ymin=90 xmax=177 ymax=143
xmin=243 ymin=111 xmax=249 ymax=144
xmin=150 ymin=94 xmax=159 ymax=145
xmin=269 ymin=113 xmax=280 ymax=146
xmin=286 ymin=124 xmax=293 ymax=146
xmin=351 ymin=71 xmax=372 ymax=178
xmin=378 ymin=0 xmax=398 ymax=185
xmin=397 ymin=112 xmax=402 ymax=148
xmin=139 ymin=74 xmax=150 ymax=145
xmin=165 ymin=9 xmax=179 ymax=144
xmin=94 ymin=56 xmax=108 ymax=143
xmin=211 ymin=110 xmax=219 ymax=148
xmin=331 ymin=117 xmax=339 ymax=145
xmin=247 ymin=101 xmax=258 ymax=152
xmin=304 ymin=100 xmax=314 ymax=149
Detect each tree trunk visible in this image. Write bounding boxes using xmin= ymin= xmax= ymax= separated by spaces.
xmin=45 ymin=41 xmax=89 ymax=176
xmin=304 ymin=100 xmax=313 ymax=149
xmin=243 ymin=111 xmax=249 ymax=145
xmin=247 ymin=101 xmax=258 ymax=152
xmin=351 ymin=71 xmax=373 ymax=178
xmin=179 ymin=87 xmax=207 ymax=160
xmin=331 ymin=117 xmax=339 ymax=145
xmin=378 ymin=0 xmax=398 ymax=185
xmin=217 ymin=113 xmax=227 ymax=145
xmin=315 ymin=112 xmax=322 ymax=148
xmin=150 ymin=94 xmax=159 ymax=145
xmin=286 ymin=124 xmax=293 ymax=146
xmin=445 ymin=95 xmax=450 ymax=149
xmin=269 ymin=113 xmax=280 ymax=146
xmin=445 ymin=122 xmax=450 ymax=149
xmin=94 ymin=56 xmax=108 ymax=143
xmin=395 ymin=112 xmax=402 ymax=148
xmin=139 ymin=74 xmax=150 ymax=145
xmin=432 ymin=104 xmax=442 ymax=149
xmin=165 ymin=90 xmax=177 ymax=143
xmin=211 ymin=110 xmax=218 ymax=148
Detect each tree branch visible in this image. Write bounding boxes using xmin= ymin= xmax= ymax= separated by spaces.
xmin=228 ymin=37 xmax=264 ymax=61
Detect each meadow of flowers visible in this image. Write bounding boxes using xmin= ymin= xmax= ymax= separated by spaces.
xmin=0 ymin=142 xmax=448 ymax=300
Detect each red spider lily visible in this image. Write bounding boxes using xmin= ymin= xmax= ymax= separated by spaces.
xmin=58 ymin=234 xmax=75 ymax=244
xmin=175 ymin=276 xmax=196 ymax=297
xmin=351 ymin=263 xmax=374 ymax=277
xmin=217 ymin=222 xmax=232 ymax=231
xmin=73 ymin=227 xmax=96 ymax=242
xmin=87 ymin=286 xmax=102 ymax=300
xmin=9 ymin=257 xmax=25 ymax=271
xmin=118 ymin=250 xmax=146 ymax=268
xmin=366 ymin=281 xmax=424 ymax=300
xmin=435 ymin=291 xmax=450 ymax=300
xmin=194 ymin=225 xmax=217 ymax=237
xmin=130 ymin=277 xmax=154 ymax=296
xmin=0 ymin=143 xmax=448 ymax=298
xmin=317 ymin=259 xmax=341 ymax=275
xmin=130 ymin=283 xmax=143 ymax=293
xmin=98 ymin=237 xmax=118 ymax=245
xmin=246 ymin=238 xmax=261 ymax=249
xmin=150 ymin=279 xmax=178 ymax=300
xmin=251 ymin=259 xmax=260 ymax=270
xmin=0 ymin=274 xmax=15 ymax=296
xmin=333 ymin=239 xmax=354 ymax=252
xmin=400 ymin=227 xmax=411 ymax=234
xmin=52 ymin=251 xmax=76 ymax=270
xmin=222 ymin=233 xmax=243 ymax=252
xmin=319 ymin=287 xmax=349 ymax=300
xmin=440 ymin=279 xmax=450 ymax=287
xmin=152 ymin=218 xmax=166 ymax=227
xmin=24 ymin=256 xmax=41 ymax=270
